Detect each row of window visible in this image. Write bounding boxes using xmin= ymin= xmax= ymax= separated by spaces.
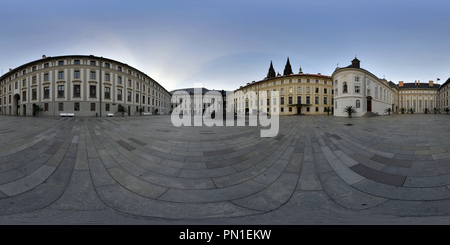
xmin=236 ymin=96 xmax=333 ymax=107
xmin=39 ymin=102 xmax=155 ymax=113
xmin=2 ymin=59 xmax=145 ymax=83
xmin=337 ymin=81 xmax=392 ymax=102
xmin=2 ymin=85 xmax=162 ymax=107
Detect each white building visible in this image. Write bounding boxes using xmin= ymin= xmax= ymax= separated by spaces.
xmin=0 ymin=55 xmax=172 ymax=117
xmin=332 ymin=58 xmax=395 ymax=117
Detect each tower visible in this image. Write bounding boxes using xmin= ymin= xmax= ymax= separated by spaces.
xmin=267 ymin=61 xmax=276 ymax=79
xmin=351 ymin=57 xmax=360 ymax=68
xmin=283 ymin=57 xmax=293 ymax=76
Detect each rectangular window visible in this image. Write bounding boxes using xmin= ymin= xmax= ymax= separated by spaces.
xmin=44 ymin=103 xmax=49 ymax=111
xmin=297 ymin=96 xmax=301 ymax=104
xmin=32 ymin=89 xmax=37 ymax=100
xmin=74 ymin=102 xmax=80 ymax=111
xmin=32 ymin=76 xmax=37 ymax=84
xmin=118 ymin=76 xmax=122 ymax=84
xmin=105 ymin=103 xmax=110 ymax=111
xmin=105 ymin=63 xmax=110 ymax=68
xmin=315 ymin=87 xmax=319 ymax=93
xmin=44 ymin=73 xmax=49 ymax=81
xmin=73 ymin=85 xmax=80 ymax=97
xmin=355 ymin=84 xmax=361 ymax=93
xmin=58 ymin=103 xmax=64 ymax=111
xmin=128 ymin=91 xmax=132 ymax=102
xmin=44 ymin=63 xmax=49 ymax=68
xmin=58 ymin=71 xmax=64 ymax=79
xmin=90 ymin=61 xmax=96 ymax=66
xmin=117 ymin=89 xmax=122 ymax=100
xmin=104 ymin=87 xmax=110 ymax=99
xmin=58 ymin=85 xmax=64 ymax=98
xmin=90 ymin=103 xmax=96 ymax=111
xmin=90 ymin=85 xmax=96 ymax=98
xmin=74 ymin=60 xmax=80 ymax=65
xmin=23 ymin=79 xmax=26 ymax=87
xmin=281 ymin=97 xmax=284 ymax=105
xmin=22 ymin=91 xmax=26 ymax=101
xmin=74 ymin=70 xmax=80 ymax=79
xmin=105 ymin=73 xmax=110 ymax=81
xmin=306 ymin=96 xmax=310 ymax=104
xmin=315 ymin=97 xmax=319 ymax=104
xmin=59 ymin=61 xmax=64 ymax=66
xmin=44 ymin=87 xmax=50 ymax=99
xmin=136 ymin=93 xmax=139 ymax=103
xmin=288 ymin=97 xmax=292 ymax=104
xmin=90 ymin=71 xmax=96 ymax=80
xmin=324 ymin=97 xmax=328 ymax=105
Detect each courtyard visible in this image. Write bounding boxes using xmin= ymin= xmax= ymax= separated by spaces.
xmin=1 ymin=113 xmax=450 ymax=224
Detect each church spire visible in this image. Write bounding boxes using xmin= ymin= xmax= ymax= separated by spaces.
xmin=283 ymin=57 xmax=293 ymax=76
xmin=267 ymin=61 xmax=276 ymax=79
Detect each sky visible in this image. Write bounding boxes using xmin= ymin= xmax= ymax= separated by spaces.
xmin=1 ymin=0 xmax=449 ymax=92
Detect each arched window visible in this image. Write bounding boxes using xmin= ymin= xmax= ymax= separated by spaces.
xmin=343 ymin=82 xmax=348 ymax=93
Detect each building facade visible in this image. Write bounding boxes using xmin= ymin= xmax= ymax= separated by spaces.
xmin=332 ymin=58 xmax=397 ymax=117
xmin=170 ymin=87 xmax=230 ymax=116
xmin=397 ymin=80 xmax=440 ymax=113
xmin=0 ymin=55 xmax=171 ymax=117
xmin=231 ymin=58 xmax=334 ymax=116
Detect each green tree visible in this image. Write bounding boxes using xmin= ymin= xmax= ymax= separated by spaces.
xmin=343 ymin=106 xmax=357 ymax=118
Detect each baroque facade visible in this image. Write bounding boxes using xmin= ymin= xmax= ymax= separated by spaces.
xmin=332 ymin=58 xmax=396 ymax=117
xmin=231 ymin=58 xmax=334 ymax=115
xmin=0 ymin=55 xmax=171 ymax=117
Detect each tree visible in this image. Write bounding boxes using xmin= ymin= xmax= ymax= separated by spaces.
xmin=118 ymin=105 xmax=127 ymax=117
xmin=343 ymin=106 xmax=357 ymax=118
xmin=33 ymin=104 xmax=44 ymax=117
xmin=385 ymin=108 xmax=392 ymax=115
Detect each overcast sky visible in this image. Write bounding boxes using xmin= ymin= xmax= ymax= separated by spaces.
xmin=1 ymin=0 xmax=449 ymax=91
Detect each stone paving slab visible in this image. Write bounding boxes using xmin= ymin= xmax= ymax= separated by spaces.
xmin=2 ymin=114 xmax=450 ymax=224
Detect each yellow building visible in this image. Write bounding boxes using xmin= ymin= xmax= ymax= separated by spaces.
xmin=231 ymin=58 xmax=334 ymax=115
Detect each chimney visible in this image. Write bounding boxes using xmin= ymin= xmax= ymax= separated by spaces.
xmin=418 ymin=80 xmax=420 ymax=86
xmin=415 ymin=80 xmax=417 ymax=86
xmin=42 ymin=55 xmax=46 ymax=59
xmin=399 ymin=81 xmax=403 ymax=87
xmin=429 ymin=80 xmax=433 ymax=87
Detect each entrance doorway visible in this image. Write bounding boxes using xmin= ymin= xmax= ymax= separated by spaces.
xmin=13 ymin=94 xmax=20 ymax=115
xmin=23 ymin=104 xmax=26 ymax=116
xmin=367 ymin=96 xmax=372 ymax=112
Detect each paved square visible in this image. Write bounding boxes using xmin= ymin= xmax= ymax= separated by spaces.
xmin=1 ymin=114 xmax=450 ymax=224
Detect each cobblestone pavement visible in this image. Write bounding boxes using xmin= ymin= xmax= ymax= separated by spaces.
xmin=2 ymin=114 xmax=450 ymax=224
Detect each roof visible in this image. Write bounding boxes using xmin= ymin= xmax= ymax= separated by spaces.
xmin=170 ymin=87 xmax=231 ymax=95
xmin=0 ymin=54 xmax=171 ymax=94
xmin=398 ymin=82 xmax=440 ymax=89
